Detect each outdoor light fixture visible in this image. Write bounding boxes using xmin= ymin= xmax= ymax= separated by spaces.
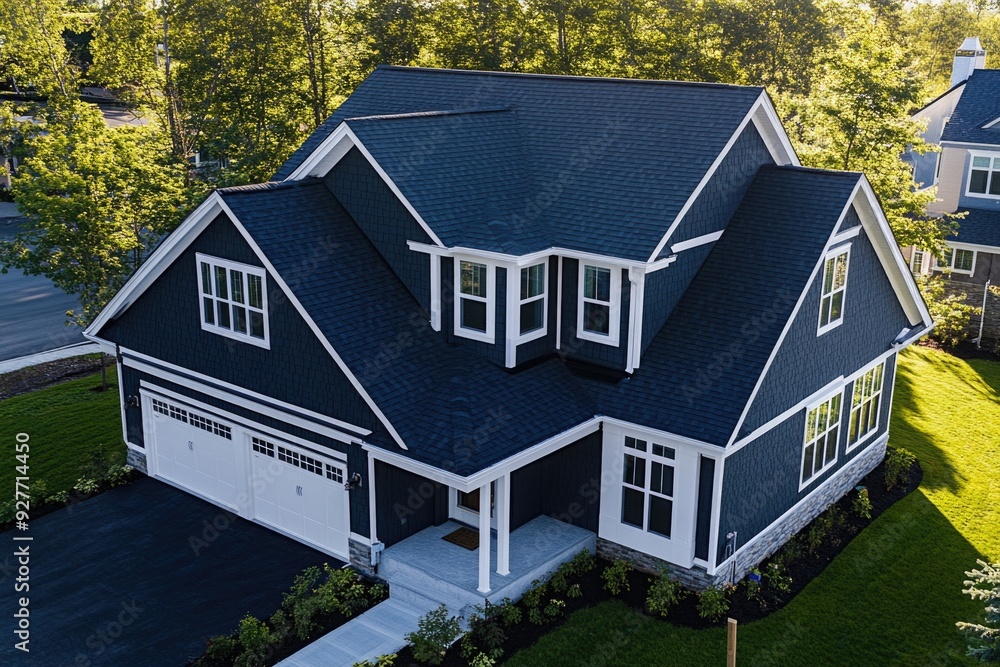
xmin=344 ymin=472 xmax=363 ymax=491
xmin=125 ymin=394 xmax=140 ymax=408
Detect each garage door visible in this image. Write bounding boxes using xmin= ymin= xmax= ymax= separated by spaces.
xmin=149 ymin=397 xmax=238 ymax=509
xmin=250 ymin=436 xmax=349 ymax=557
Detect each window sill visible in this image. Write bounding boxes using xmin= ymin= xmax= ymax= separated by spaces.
xmin=964 ymin=191 xmax=1000 ymax=201
xmin=514 ymin=327 xmax=547 ymax=345
xmin=200 ymin=322 xmax=270 ymax=349
xmin=798 ymin=457 xmax=839 ymax=493
xmin=932 ymin=267 xmax=974 ymax=276
xmin=455 ymin=327 xmax=495 ymax=345
xmin=845 ymin=428 xmax=880 ymax=455
xmin=576 ymin=329 xmax=621 ymax=347
xmin=816 ymin=319 xmax=844 ymax=337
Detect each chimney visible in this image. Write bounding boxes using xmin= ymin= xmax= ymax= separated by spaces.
xmin=951 ymin=37 xmax=987 ymax=88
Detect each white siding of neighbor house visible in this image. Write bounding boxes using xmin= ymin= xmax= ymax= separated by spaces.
xmin=930 ymin=146 xmax=968 ymax=214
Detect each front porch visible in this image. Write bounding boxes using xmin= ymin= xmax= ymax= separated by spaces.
xmin=380 ymin=515 xmax=595 ymax=615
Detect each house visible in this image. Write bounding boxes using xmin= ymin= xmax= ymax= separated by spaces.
xmin=84 ymin=67 xmax=932 ymax=603
xmin=906 ymin=38 xmax=1000 ymax=286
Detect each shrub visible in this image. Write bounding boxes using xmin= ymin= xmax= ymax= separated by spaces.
xmin=353 ymin=654 xmax=396 ymax=667
xmin=468 ymin=653 xmax=496 ymax=667
xmin=647 ymin=568 xmax=687 ymax=617
xmin=956 ymin=560 xmax=1000 ymax=662
xmin=806 ymin=506 xmax=847 ymax=555
xmin=885 ymin=447 xmax=917 ymax=491
xmin=405 ymin=604 xmax=461 ymax=666
xmin=78 ymin=444 xmax=115 ymax=482
xmin=45 ymin=490 xmax=70 ymax=504
xmin=521 ymin=580 xmax=547 ymax=613
xmin=543 ymin=598 xmax=566 ymax=621
xmin=917 ymin=275 xmax=980 ymax=349
xmin=461 ymin=601 xmax=506 ymax=661
xmin=0 ymin=500 xmax=15 ymax=525
xmin=744 ymin=568 xmax=763 ymax=606
xmin=568 ymin=549 xmax=596 ymax=574
xmin=566 ymin=583 xmax=582 ymax=599
xmin=234 ymin=615 xmax=276 ymax=667
xmin=852 ymin=487 xmax=873 ymax=520
xmin=204 ymin=634 xmax=239 ymax=664
xmin=106 ymin=464 xmax=134 ymax=488
xmin=496 ymin=598 xmax=522 ymax=627
xmin=776 ymin=535 xmax=802 ymax=565
xmin=269 ymin=609 xmax=291 ymax=642
xmin=696 ymin=585 xmax=732 ymax=622
xmin=764 ymin=562 xmax=792 ymax=598
xmin=73 ymin=477 xmax=100 ymax=495
xmin=602 ymin=559 xmax=632 ymax=595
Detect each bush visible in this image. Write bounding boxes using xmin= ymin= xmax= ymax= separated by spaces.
xmin=696 ymin=585 xmax=732 ymax=622
xmin=543 ymin=598 xmax=566 ymax=621
xmin=73 ymin=477 xmax=101 ymax=495
xmin=353 ymin=653 xmax=397 ymax=667
xmin=106 ymin=464 xmax=134 ymax=487
xmin=806 ymin=506 xmax=847 ymax=555
xmin=763 ymin=562 xmax=792 ymax=598
xmin=917 ymin=275 xmax=981 ymax=349
xmin=602 ymin=559 xmax=632 ymax=595
xmin=496 ymin=598 xmax=522 ymax=627
xmin=405 ymin=604 xmax=461 ymax=666
xmin=885 ymin=447 xmax=916 ymax=490
xmin=646 ymin=568 xmax=687 ymax=617
xmin=204 ymin=634 xmax=239 ymax=664
xmin=461 ymin=601 xmax=506 ymax=661
xmin=744 ymin=568 xmax=764 ymax=606
xmin=234 ymin=615 xmax=276 ymax=667
xmin=956 ymin=560 xmax=1000 ymax=662
xmin=566 ymin=583 xmax=582 ymax=599
xmin=853 ymin=487 xmax=873 ymax=519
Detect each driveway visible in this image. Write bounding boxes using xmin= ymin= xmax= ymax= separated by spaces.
xmin=0 ymin=477 xmax=337 ymax=666
xmin=0 ymin=216 xmax=85 ymax=361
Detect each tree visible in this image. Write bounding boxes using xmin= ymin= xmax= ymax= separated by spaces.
xmin=916 ymin=275 xmax=981 ymax=349
xmin=426 ymin=0 xmax=545 ymax=72
xmin=0 ymin=100 xmax=194 ymax=326
xmin=784 ymin=22 xmax=957 ymax=252
xmin=956 ymin=560 xmax=1000 ymax=661
xmin=0 ymin=0 xmax=79 ymax=97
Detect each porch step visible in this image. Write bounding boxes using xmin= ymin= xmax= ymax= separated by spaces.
xmin=276 ymin=597 xmax=436 ymax=667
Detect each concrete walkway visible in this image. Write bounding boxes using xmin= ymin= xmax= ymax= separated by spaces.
xmin=0 ymin=341 xmax=103 ymax=374
xmin=277 ymin=597 xmax=437 ymax=666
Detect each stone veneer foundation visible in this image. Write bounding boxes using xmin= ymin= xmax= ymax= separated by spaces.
xmin=126 ymin=447 xmax=148 ymax=473
xmin=600 ymin=435 xmax=887 ymax=591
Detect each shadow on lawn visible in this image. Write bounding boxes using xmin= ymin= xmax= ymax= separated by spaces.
xmin=891 ymin=355 xmax=966 ymax=494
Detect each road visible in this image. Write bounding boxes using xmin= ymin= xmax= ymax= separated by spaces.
xmin=0 ymin=209 xmax=85 ymax=361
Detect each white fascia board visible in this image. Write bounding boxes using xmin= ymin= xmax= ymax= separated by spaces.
xmin=408 ymin=241 xmax=678 ymax=272
xmin=723 ymin=189 xmax=857 ymax=448
xmin=751 ymin=95 xmax=801 ymax=167
xmin=85 ymin=193 xmax=226 ymax=338
xmin=285 ymin=122 xmax=445 ymax=247
xmin=670 ymin=230 xmax=723 ymax=254
xmin=982 ymin=116 xmax=1000 ymax=129
xmin=647 ymin=94 xmax=796 ymax=263
xmin=140 ymin=380 xmax=350 ymax=463
xmin=946 ymin=240 xmax=1000 ymax=253
xmin=940 ymin=140 xmax=1000 ymax=150
xmin=853 ymin=178 xmax=933 ymax=328
xmin=363 ymin=417 xmax=603 ymax=493
xmin=121 ymin=349 xmax=370 ymax=439
xmin=213 ymin=198 xmax=410 ymax=450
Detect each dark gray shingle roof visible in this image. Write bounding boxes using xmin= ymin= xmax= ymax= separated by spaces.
xmin=952 ymin=206 xmax=1000 ymax=247
xmin=941 ymin=69 xmax=1000 ymax=145
xmin=274 ymin=66 xmax=764 ymax=261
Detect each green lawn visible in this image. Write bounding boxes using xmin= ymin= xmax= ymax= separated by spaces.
xmin=1 ymin=367 xmax=125 ymax=496
xmin=508 ymin=347 xmax=1000 ymax=667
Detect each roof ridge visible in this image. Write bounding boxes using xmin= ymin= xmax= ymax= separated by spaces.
xmin=374 ymin=65 xmax=764 ymax=93
xmin=763 ymin=164 xmax=863 ymax=179
xmin=216 ymin=177 xmax=323 ymax=195
xmin=344 ymin=107 xmax=513 ymax=123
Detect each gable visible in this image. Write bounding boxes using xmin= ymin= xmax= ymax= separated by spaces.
xmin=736 ymin=210 xmax=910 ymax=439
xmin=96 ymin=212 xmax=391 ymax=441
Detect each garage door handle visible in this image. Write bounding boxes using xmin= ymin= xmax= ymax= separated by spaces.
xmin=188 ymin=440 xmax=194 ymax=451
xmin=296 ymin=485 xmax=303 ymax=496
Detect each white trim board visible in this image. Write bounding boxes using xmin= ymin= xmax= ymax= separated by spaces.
xmin=646 ymin=93 xmax=800 ymax=263
xmin=140 ymin=381 xmax=350 ymax=464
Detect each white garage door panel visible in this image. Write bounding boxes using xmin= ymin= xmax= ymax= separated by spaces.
xmin=149 ymin=397 xmax=238 ymax=509
xmin=250 ymin=436 xmax=348 ymax=556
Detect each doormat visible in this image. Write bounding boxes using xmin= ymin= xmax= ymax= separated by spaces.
xmin=442 ymin=527 xmax=479 ymax=551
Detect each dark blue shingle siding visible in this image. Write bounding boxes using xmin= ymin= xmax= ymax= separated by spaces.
xmin=739 ymin=215 xmax=910 ymax=436
xmin=717 ymin=355 xmax=896 ymax=562
xmin=274 ymin=66 xmax=764 ymax=261
xmin=940 ymin=69 xmax=1000 ymax=145
xmin=324 ymin=148 xmax=432 ymax=313
xmin=98 ymin=211 xmax=390 ymax=442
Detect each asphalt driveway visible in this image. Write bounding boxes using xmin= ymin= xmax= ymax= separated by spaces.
xmin=0 ymin=476 xmax=338 ymax=666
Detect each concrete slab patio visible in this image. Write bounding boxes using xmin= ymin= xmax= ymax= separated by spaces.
xmin=0 ymin=476 xmax=336 ymax=666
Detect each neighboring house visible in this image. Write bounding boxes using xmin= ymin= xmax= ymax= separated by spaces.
xmin=906 ymin=38 xmax=1000 ymax=286
xmin=84 ymin=67 xmax=932 ymax=600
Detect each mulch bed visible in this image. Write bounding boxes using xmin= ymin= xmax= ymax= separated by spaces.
xmin=945 ymin=339 xmax=1000 ymax=364
xmin=0 ymin=354 xmax=108 ymax=400
xmin=393 ymin=454 xmax=922 ymax=666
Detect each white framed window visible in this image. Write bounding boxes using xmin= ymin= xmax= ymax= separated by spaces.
xmin=518 ymin=262 xmax=547 ymax=341
xmin=800 ymin=391 xmax=842 ymax=488
xmin=454 ymin=259 xmax=495 ymax=343
xmin=817 ymin=247 xmax=850 ymax=335
xmin=910 ymin=248 xmax=929 ymax=276
xmin=847 ymin=362 xmax=885 ymax=450
xmin=966 ymin=151 xmax=1000 ymax=198
xmin=577 ymin=263 xmax=621 ymax=345
xmin=197 ymin=254 xmax=269 ymax=348
xmin=621 ymin=436 xmax=676 ymax=539
xmin=933 ymin=246 xmax=976 ymax=275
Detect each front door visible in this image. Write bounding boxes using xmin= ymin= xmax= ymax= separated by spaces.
xmin=451 ymin=483 xmax=496 ymax=529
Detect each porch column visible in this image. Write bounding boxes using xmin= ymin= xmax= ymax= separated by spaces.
xmin=477 ymin=481 xmax=492 ymax=593
xmin=496 ymin=473 xmax=510 ymax=576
